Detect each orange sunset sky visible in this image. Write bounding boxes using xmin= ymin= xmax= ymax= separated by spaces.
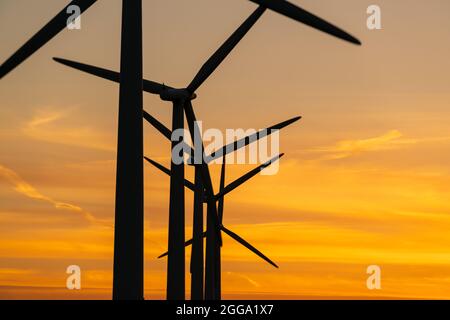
xmin=1 ymin=0 xmax=450 ymax=299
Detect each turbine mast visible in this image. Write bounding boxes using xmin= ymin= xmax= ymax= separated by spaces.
xmin=112 ymin=0 xmax=144 ymax=300
xmin=166 ymin=101 xmax=186 ymax=300
xmin=191 ymin=166 xmax=205 ymax=300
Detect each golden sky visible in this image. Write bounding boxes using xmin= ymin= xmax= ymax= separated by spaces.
xmin=1 ymin=0 xmax=450 ymax=299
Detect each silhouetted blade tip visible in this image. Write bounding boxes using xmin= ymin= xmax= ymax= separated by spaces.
xmin=285 ymin=116 xmax=301 ymax=125
xmin=249 ymin=0 xmax=361 ymax=45
xmin=53 ymin=57 xmax=74 ymax=67
xmin=157 ymin=253 xmax=167 ymax=259
xmin=186 ymin=5 xmax=266 ymax=93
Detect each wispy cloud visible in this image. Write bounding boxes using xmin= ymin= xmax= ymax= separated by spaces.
xmin=0 ymin=268 xmax=36 ymax=276
xmin=226 ymin=272 xmax=261 ymax=288
xmin=307 ymin=130 xmax=450 ymax=161
xmin=22 ymin=108 xmax=114 ymax=151
xmin=0 ymin=164 xmax=99 ymax=224
xmin=26 ymin=110 xmax=64 ymax=127
xmin=309 ymin=130 xmax=406 ymax=160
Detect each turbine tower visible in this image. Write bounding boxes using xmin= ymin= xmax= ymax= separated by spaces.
xmin=112 ymin=1 xmax=144 ymax=300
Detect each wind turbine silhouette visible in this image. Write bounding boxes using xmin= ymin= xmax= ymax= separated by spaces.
xmin=148 ymin=153 xmax=283 ymax=299
xmin=51 ymin=1 xmax=359 ymax=299
xmin=141 ymin=110 xmax=299 ymax=299
xmin=0 ymin=0 xmax=361 ymax=301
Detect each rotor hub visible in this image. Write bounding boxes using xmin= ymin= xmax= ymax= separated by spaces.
xmin=160 ymin=88 xmax=197 ymax=102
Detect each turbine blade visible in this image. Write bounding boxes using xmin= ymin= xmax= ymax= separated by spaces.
xmin=53 ymin=57 xmax=167 ymax=94
xmin=218 ymin=155 xmax=226 ymax=224
xmin=158 ymin=231 xmax=207 ymax=258
xmin=142 ymin=109 xmax=195 ymax=158
xmin=215 ymin=153 xmax=284 ymax=201
xmin=143 ymin=110 xmax=172 ymax=140
xmin=0 ymin=0 xmax=98 ymax=79
xmin=144 ymin=157 xmax=195 ymax=192
xmin=207 ymin=116 xmax=300 ymax=163
xmin=144 ymin=156 xmax=170 ymax=176
xmin=249 ymin=0 xmax=361 ymax=45
xmin=221 ymin=225 xmax=278 ymax=268
xmin=187 ymin=6 xmax=266 ymax=93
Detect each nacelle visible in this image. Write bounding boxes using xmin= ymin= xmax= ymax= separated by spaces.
xmin=160 ymin=88 xmax=197 ymax=101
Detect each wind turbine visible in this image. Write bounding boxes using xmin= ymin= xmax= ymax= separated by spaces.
xmin=146 ymin=153 xmax=283 ymax=298
xmin=142 ymin=110 xmax=300 ymax=299
xmin=0 ymin=0 xmax=144 ymax=300
xmin=51 ymin=1 xmax=359 ymax=299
